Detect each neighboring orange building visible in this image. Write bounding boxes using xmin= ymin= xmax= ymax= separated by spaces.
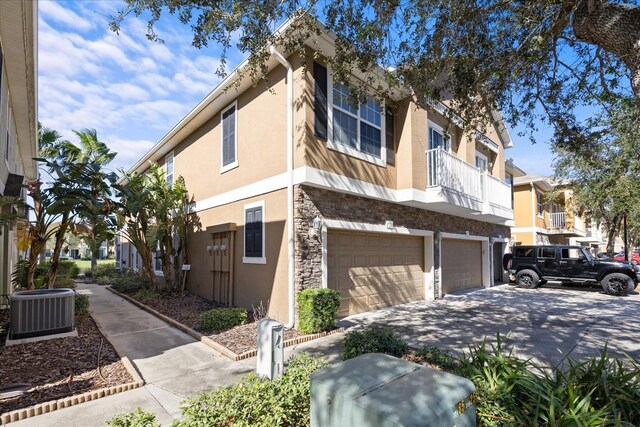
xmin=119 ymin=16 xmax=515 ymax=324
xmin=511 ymin=175 xmax=589 ymax=246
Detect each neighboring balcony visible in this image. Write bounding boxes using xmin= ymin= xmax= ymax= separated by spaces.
xmin=544 ymin=211 xmax=586 ymax=237
xmin=422 ymin=148 xmax=513 ymax=222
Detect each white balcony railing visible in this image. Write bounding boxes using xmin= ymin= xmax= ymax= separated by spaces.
xmin=484 ymin=173 xmax=512 ymax=209
xmin=426 ymin=148 xmax=512 ymax=212
xmin=547 ymin=212 xmax=567 ymax=229
xmin=426 ymin=148 xmax=482 ymax=200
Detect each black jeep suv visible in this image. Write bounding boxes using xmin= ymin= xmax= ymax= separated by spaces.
xmin=503 ymin=245 xmax=637 ymax=296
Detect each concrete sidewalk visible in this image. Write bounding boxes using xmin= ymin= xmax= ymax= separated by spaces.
xmin=12 ymin=283 xmax=343 ymax=426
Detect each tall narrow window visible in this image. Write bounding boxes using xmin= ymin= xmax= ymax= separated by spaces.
xmin=475 ymin=151 xmax=488 ymax=172
xmin=221 ymin=102 xmax=237 ymax=172
xmin=154 ymin=242 xmax=162 ymax=273
xmin=537 ymin=191 xmax=544 ymax=216
xmin=244 ymin=202 xmax=265 ymax=264
xmin=165 ymin=151 xmax=174 ymax=187
xmin=428 ymin=126 xmax=450 ymax=151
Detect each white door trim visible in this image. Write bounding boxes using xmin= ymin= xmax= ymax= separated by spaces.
xmin=321 ymin=220 xmax=436 ymax=301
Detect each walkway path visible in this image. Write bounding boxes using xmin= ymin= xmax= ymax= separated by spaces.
xmin=13 ymin=283 xmax=343 ymax=426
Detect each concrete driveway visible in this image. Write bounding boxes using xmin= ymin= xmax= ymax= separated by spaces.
xmin=338 ymin=283 xmax=640 ymax=367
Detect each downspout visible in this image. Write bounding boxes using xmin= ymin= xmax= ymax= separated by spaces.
xmin=530 ymin=182 xmax=536 ymax=244
xmin=270 ymin=46 xmax=295 ymax=329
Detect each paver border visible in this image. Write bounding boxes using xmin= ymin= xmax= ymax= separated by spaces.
xmin=0 ymin=356 xmax=144 ymax=424
xmin=106 ymin=286 xmax=345 ymax=361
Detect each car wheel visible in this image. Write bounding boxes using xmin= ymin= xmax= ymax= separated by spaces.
xmin=601 ymin=273 xmax=634 ymax=296
xmin=516 ymin=269 xmax=540 ymax=289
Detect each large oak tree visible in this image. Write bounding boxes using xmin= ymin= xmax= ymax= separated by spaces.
xmin=111 ymin=0 xmax=640 ymax=140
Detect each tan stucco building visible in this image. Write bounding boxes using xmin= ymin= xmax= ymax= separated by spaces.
xmin=119 ymin=17 xmax=516 ymax=324
xmin=0 ymin=1 xmax=38 ymax=302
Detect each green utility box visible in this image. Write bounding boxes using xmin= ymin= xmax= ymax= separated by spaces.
xmin=311 ymin=353 xmax=476 ymax=427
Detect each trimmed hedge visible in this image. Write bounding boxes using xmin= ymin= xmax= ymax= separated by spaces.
xmin=342 ymin=327 xmax=408 ymax=360
xmin=56 ymin=260 xmax=79 ymax=279
xmin=54 ymin=277 xmax=76 ymax=289
xmin=199 ymin=307 xmax=248 ymax=333
xmin=176 ymin=353 xmax=326 ymax=427
xmin=75 ymin=293 xmax=89 ymax=317
xmin=107 ymin=408 xmax=160 ymax=427
xmin=298 ymin=288 xmax=341 ymax=333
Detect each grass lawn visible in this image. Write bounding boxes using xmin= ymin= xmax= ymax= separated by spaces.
xmin=71 ymin=259 xmax=116 ymax=271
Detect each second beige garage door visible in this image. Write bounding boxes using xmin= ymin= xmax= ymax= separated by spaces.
xmin=327 ymin=231 xmax=424 ymax=317
xmin=441 ymin=239 xmax=482 ymax=294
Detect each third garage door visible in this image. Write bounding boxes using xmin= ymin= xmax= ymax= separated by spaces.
xmin=441 ymin=239 xmax=482 ymax=294
xmin=327 ymin=231 xmax=424 ymax=317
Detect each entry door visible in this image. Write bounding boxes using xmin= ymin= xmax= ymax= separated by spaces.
xmin=493 ymin=243 xmax=504 ymax=282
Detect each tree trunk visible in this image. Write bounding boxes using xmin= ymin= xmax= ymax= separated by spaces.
xmin=26 ymin=250 xmax=38 ymax=291
xmin=605 ymin=216 xmax=621 ymax=257
xmin=139 ymin=248 xmax=158 ymax=290
xmin=90 ymin=238 xmax=99 ymax=272
xmin=573 ymin=0 xmax=640 ymax=99
xmin=47 ymin=218 xmax=69 ymax=289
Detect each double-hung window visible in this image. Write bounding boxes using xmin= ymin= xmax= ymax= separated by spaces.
xmin=221 ymin=102 xmax=237 ymax=172
xmin=244 ymin=201 xmax=265 ymax=264
xmin=329 ymin=82 xmax=385 ymax=165
xmin=428 ymin=125 xmax=450 ymax=152
xmin=537 ymin=191 xmax=544 ymax=216
xmin=165 ymin=151 xmax=174 ymax=187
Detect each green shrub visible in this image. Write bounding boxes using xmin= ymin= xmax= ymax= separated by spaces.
xmin=54 ymin=277 xmax=76 ymax=289
xmin=96 ymin=276 xmax=115 ymax=286
xmin=94 ymin=263 xmax=118 ymax=278
xmin=107 ymin=408 xmax=160 ymax=427
xmin=176 ymin=353 xmax=326 ymax=427
xmin=457 ymin=335 xmax=640 ymax=426
xmin=84 ymin=270 xmax=94 ymax=278
xmin=75 ymin=293 xmax=89 ymax=317
xmin=298 ymin=288 xmax=341 ymax=333
xmin=410 ymin=345 xmax=462 ymax=373
xmin=199 ymin=307 xmax=248 ymax=332
xmin=57 ymin=260 xmax=80 ymax=279
xmin=342 ymin=327 xmax=408 ymax=360
xmin=112 ymin=274 xmax=149 ymax=293
xmin=134 ymin=288 xmax=160 ymax=303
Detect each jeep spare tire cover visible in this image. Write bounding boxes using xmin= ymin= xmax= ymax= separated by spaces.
xmin=502 ymin=253 xmax=514 ymax=270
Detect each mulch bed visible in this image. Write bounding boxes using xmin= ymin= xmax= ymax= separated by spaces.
xmin=0 ymin=310 xmax=133 ymax=415
xmin=121 ymin=290 xmax=307 ymax=355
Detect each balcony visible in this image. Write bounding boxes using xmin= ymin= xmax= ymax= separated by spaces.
xmin=545 ymin=211 xmax=586 ymax=236
xmin=420 ymin=148 xmax=513 ymax=222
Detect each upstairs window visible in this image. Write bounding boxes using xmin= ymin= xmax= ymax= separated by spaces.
xmin=165 ymin=151 xmax=174 ymax=187
xmin=221 ymin=102 xmax=237 ymax=172
xmin=428 ymin=126 xmax=450 ymax=152
xmin=475 ymin=151 xmax=488 ymax=172
xmin=536 ymin=191 xmax=544 ymax=216
xmin=329 ymin=82 xmax=385 ymax=164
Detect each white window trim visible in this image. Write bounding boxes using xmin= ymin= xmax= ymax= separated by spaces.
xmin=165 ymin=151 xmax=174 ymax=187
xmin=427 ymin=120 xmax=451 ymax=153
xmin=475 ymin=150 xmax=488 ymax=171
xmin=536 ymin=190 xmax=544 ymax=218
xmin=220 ymin=101 xmax=239 ymax=174
xmin=326 ymin=69 xmax=387 ymax=167
xmin=243 ymin=200 xmax=266 ymax=264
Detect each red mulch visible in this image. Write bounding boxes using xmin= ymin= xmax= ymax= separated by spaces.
xmin=122 ymin=290 xmax=309 ymax=355
xmin=0 ymin=310 xmax=133 ymax=415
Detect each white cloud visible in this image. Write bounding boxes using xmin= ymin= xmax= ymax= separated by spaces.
xmin=38 ymin=1 xmax=227 ymax=173
xmin=39 ymin=0 xmax=94 ymax=32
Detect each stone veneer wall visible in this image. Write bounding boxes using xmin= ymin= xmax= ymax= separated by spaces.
xmin=294 ymin=184 xmax=510 ymax=294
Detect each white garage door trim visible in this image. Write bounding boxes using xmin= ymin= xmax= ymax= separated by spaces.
xmin=491 ymin=237 xmax=510 ymax=286
xmin=438 ymin=232 xmax=490 ymax=298
xmin=321 ymin=219 xmax=435 ymax=301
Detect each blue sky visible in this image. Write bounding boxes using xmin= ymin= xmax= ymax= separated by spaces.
xmin=39 ymin=0 xmax=556 ymax=175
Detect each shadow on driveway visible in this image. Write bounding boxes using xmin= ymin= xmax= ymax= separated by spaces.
xmin=338 ymin=284 xmax=640 ymax=367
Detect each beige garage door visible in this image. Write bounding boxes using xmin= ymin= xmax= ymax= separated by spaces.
xmin=441 ymin=239 xmax=482 ymax=294
xmin=327 ymin=231 xmax=424 ymax=317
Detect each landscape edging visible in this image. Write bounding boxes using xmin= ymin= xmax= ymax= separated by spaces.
xmin=106 ymin=286 xmax=344 ymax=361
xmin=0 ymin=356 xmax=143 ymax=425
